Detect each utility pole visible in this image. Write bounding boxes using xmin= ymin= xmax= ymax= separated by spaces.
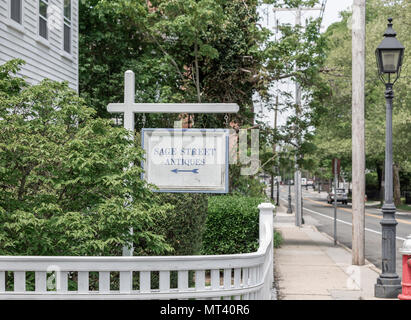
xmin=273 ymin=5 xmax=322 ymax=227
xmin=295 ymin=168 xmax=302 ymax=226
xmin=274 ymin=96 xmax=278 ymax=138
xmin=271 ymin=96 xmax=279 ymax=202
xmin=274 ymin=96 xmax=279 ymax=206
xmin=333 ymin=160 xmax=339 ymax=246
xmin=351 ymin=0 xmax=366 ymax=266
xmin=287 ymin=153 xmax=293 ymax=214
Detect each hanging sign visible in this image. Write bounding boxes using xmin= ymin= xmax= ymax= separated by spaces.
xmin=141 ymin=129 xmax=229 ymax=193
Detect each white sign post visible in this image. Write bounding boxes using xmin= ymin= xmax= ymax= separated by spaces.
xmin=107 ymin=71 xmax=239 ymax=125
xmin=107 ymin=71 xmax=239 ymax=255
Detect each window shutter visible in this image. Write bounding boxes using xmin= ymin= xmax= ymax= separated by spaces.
xmin=10 ymin=0 xmax=22 ymax=24
xmin=39 ymin=17 xmax=48 ymax=39
xmin=64 ymin=24 xmax=71 ymax=53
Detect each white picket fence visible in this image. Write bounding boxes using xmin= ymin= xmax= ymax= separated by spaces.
xmin=0 ymin=203 xmax=274 ymax=300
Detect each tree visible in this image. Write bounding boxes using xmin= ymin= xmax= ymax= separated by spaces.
xmin=308 ymin=0 xmax=411 ymax=203
xmin=0 ymin=60 xmax=172 ymax=256
xmin=79 ymin=0 xmax=329 ymax=196
xmin=79 ymin=0 xmax=267 ymax=126
xmin=80 ymin=0 xmax=327 ymax=120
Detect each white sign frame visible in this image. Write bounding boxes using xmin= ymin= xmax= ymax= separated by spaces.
xmin=141 ymin=129 xmax=229 ymax=193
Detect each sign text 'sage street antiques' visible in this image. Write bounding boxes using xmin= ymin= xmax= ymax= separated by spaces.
xmin=142 ymin=129 xmax=229 ymax=193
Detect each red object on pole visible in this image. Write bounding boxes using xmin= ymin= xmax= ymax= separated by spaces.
xmin=398 ymin=256 xmax=411 ymax=300
xmin=399 ymin=235 xmax=411 ymax=300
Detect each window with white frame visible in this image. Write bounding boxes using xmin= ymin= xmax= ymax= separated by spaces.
xmin=63 ymin=0 xmax=71 ymax=54
xmin=10 ymin=0 xmax=22 ymax=24
xmin=39 ymin=0 xmax=48 ymax=39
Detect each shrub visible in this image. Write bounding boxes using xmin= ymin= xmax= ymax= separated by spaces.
xmin=0 ymin=59 xmax=172 ymax=256
xmin=150 ymin=193 xmax=208 ymax=256
xmin=202 ymin=195 xmax=266 ymax=255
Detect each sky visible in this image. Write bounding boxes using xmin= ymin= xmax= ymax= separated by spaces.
xmin=322 ymin=0 xmax=353 ymax=30
xmin=254 ymin=0 xmax=354 ymax=128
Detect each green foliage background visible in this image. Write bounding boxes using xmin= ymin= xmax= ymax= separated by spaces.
xmin=79 ymin=0 xmax=328 ymax=189
xmin=202 ymin=195 xmax=267 ymax=255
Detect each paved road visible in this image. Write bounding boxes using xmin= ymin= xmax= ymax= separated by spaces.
xmin=277 ymin=185 xmax=411 ymax=276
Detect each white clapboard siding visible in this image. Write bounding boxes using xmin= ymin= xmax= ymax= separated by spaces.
xmin=0 ymin=203 xmax=275 ymax=300
xmin=0 ymin=0 xmax=78 ymax=91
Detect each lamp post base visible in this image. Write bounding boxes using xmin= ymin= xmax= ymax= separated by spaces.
xmin=287 ymin=194 xmax=293 ymax=214
xmin=375 ymin=276 xmax=402 ymax=298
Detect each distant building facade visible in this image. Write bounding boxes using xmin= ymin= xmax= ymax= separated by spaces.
xmin=0 ymin=0 xmax=79 ymax=92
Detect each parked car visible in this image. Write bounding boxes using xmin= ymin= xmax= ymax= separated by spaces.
xmin=327 ymin=188 xmax=348 ymax=205
xmin=307 ymin=179 xmax=314 ymax=186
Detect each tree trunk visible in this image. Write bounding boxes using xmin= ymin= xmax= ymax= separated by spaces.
xmin=393 ymin=163 xmax=401 ymax=207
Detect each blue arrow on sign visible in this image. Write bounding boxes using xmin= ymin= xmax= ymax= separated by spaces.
xmin=171 ymin=168 xmax=199 ymax=174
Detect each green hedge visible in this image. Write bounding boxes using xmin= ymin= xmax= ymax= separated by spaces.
xmin=201 ymin=196 xmax=266 ymax=255
xmin=146 ymin=193 xmax=208 ymax=289
xmin=151 ymin=193 xmax=208 ymax=256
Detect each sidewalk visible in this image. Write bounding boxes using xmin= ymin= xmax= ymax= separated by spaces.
xmin=274 ymin=203 xmax=394 ymax=300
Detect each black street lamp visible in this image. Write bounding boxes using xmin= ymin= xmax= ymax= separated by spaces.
xmin=375 ymin=19 xmax=404 ymax=83
xmin=374 ymin=18 xmax=405 ymax=299
xmin=287 ymin=160 xmax=293 ymax=214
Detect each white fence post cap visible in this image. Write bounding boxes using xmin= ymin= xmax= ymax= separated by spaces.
xmin=258 ymin=202 xmax=275 ymax=210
